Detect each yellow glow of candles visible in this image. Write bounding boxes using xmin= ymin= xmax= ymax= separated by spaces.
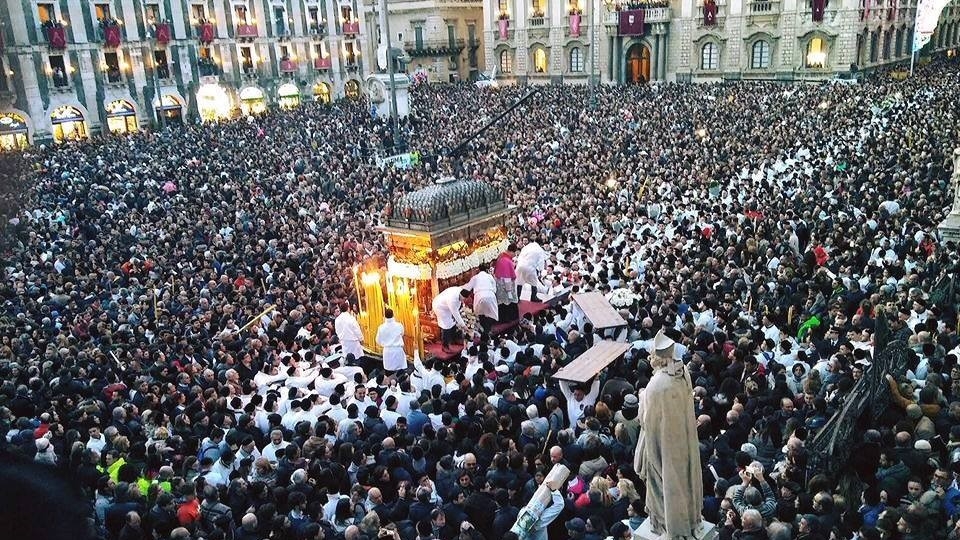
xmin=361 ymin=271 xmax=385 ymax=353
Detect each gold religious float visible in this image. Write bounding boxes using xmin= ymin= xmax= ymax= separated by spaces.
xmin=353 ymin=177 xmax=515 ymax=357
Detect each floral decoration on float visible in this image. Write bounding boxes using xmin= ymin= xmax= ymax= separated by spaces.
xmin=608 ymin=288 xmax=640 ymax=309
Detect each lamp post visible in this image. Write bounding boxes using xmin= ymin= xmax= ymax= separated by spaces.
xmin=140 ymin=0 xmax=164 ymax=129
xmin=589 ymin=0 xmax=620 ymax=109
xmin=378 ymin=0 xmax=401 ymax=150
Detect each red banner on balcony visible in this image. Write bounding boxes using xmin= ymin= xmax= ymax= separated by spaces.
xmin=704 ymin=0 xmax=718 ymax=25
xmin=618 ymin=9 xmax=645 ymax=36
xmin=104 ymin=25 xmax=122 ymax=47
xmin=888 ymin=0 xmax=896 ymax=20
xmin=237 ymin=24 xmax=258 ymax=38
xmin=314 ymin=57 xmax=332 ymax=69
xmin=342 ymin=20 xmax=359 ymax=35
xmin=200 ymin=23 xmax=215 ymax=43
xmin=569 ymin=13 xmax=581 ymax=36
xmin=156 ymin=23 xmax=171 ymax=44
xmin=46 ymin=26 xmax=67 ymax=49
xmin=498 ymin=18 xmax=509 ymax=40
xmin=280 ymin=59 xmax=297 ymax=72
xmin=812 ymin=0 xmax=825 ymax=21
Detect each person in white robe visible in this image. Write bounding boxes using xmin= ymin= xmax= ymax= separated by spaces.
xmin=516 ymin=241 xmax=549 ymax=294
xmin=376 ymin=308 xmax=408 ymax=372
xmin=431 ymin=286 xmax=469 ymax=350
xmin=334 ymin=304 xmax=365 ymax=361
xmin=463 ymin=268 xmax=499 ymax=332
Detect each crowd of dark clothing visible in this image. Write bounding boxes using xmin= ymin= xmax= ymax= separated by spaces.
xmin=0 ymin=57 xmax=959 ymax=540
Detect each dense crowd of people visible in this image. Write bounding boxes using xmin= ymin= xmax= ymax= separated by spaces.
xmin=1 ymin=56 xmax=960 ymax=540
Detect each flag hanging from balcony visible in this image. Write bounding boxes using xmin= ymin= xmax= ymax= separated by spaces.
xmin=888 ymin=0 xmax=897 ymax=20
xmin=47 ymin=26 xmax=67 ymax=49
xmin=104 ymin=25 xmax=122 ymax=47
xmin=156 ymin=23 xmax=171 ymax=44
xmin=861 ymin=0 xmax=869 ymax=20
xmin=618 ymin=9 xmax=646 ymax=36
xmin=812 ymin=0 xmax=826 ymax=21
xmin=200 ymin=23 xmax=215 ymax=43
xmin=704 ymin=0 xmax=718 ymax=25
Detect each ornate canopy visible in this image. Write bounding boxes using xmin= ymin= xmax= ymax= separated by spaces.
xmin=389 ymin=177 xmax=507 ymax=230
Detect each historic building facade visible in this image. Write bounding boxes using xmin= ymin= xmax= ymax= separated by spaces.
xmin=0 ymin=0 xmax=371 ymax=146
xmin=483 ymin=0 xmax=960 ymax=84
xmin=358 ymin=1 xmax=485 ymax=84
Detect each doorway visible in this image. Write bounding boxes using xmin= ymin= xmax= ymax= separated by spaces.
xmin=626 ymin=43 xmax=651 ymax=84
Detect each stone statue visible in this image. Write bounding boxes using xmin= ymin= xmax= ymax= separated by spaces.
xmin=634 ymin=330 xmax=706 ymax=540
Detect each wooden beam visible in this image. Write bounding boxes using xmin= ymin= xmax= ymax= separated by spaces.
xmin=552 ymin=341 xmax=632 ymax=383
xmin=573 ymin=291 xmax=628 ymax=329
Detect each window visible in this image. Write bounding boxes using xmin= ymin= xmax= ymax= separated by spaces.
xmin=49 ymin=54 xmax=68 ymax=86
xmin=750 ymin=40 xmax=770 ymax=69
xmin=199 ymin=46 xmax=211 ymax=59
xmin=701 ymin=42 xmax=719 ymax=70
xmin=280 ymin=44 xmax=290 ymax=59
xmin=870 ymin=32 xmax=878 ymax=62
xmin=104 ymin=52 xmax=122 ymax=82
xmin=95 ymin=3 xmax=111 ymax=21
xmin=314 ymin=43 xmax=323 ymax=58
xmin=895 ymin=29 xmax=902 ymax=56
xmin=569 ymin=47 xmax=583 ymax=72
xmin=0 ymin=58 xmax=7 ymax=92
xmin=805 ymin=37 xmax=826 ymax=68
xmin=340 ymin=5 xmax=352 ymax=23
xmin=414 ymin=26 xmax=424 ymax=49
xmin=499 ymin=49 xmax=512 ymax=73
xmin=345 ymin=42 xmax=357 ymax=64
xmin=448 ymin=25 xmax=456 ymax=48
xmin=498 ymin=0 xmax=508 ymax=13
xmin=235 ymin=4 xmax=249 ymax=24
xmin=533 ymin=47 xmax=548 ymax=73
xmin=882 ymin=31 xmax=891 ymax=59
xmin=154 ymin=50 xmax=170 ymax=79
xmin=532 ymin=0 xmax=544 ymax=16
xmin=240 ymin=45 xmax=254 ymax=72
xmin=145 ymin=4 xmax=161 ymax=24
xmin=308 ymin=7 xmax=320 ymax=30
xmin=274 ymin=7 xmax=286 ymax=34
xmin=191 ymin=4 xmax=207 ymax=22
xmin=38 ymin=3 xmax=55 ymax=23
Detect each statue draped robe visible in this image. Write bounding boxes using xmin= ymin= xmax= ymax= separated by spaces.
xmin=634 ymin=362 xmax=704 ymax=539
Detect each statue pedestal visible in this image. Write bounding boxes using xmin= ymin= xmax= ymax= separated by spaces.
xmin=938 ymin=213 xmax=960 ymax=245
xmin=633 ymin=520 xmax=717 ymax=540
xmin=365 ymin=73 xmax=410 ymax=120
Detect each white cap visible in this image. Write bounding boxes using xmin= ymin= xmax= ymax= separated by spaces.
xmin=653 ymin=329 xmax=675 ymax=355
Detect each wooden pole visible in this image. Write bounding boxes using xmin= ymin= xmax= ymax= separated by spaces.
xmin=239 ymin=304 xmax=276 ymax=333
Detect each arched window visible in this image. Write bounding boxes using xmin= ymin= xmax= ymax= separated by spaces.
xmin=882 ymin=30 xmax=892 ymax=59
xmin=751 ymin=40 xmax=770 ymax=69
xmin=569 ymin=47 xmax=584 ymax=72
xmin=499 ymin=50 xmax=513 ymax=73
xmin=805 ymin=37 xmax=826 ymax=68
xmin=701 ymin=42 xmax=719 ymax=70
xmin=870 ymin=31 xmax=879 ymax=62
xmin=533 ymin=47 xmax=548 ymax=73
xmin=895 ymin=28 xmax=903 ymax=57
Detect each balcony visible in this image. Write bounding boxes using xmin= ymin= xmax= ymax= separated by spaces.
xmin=343 ymin=60 xmax=359 ymax=71
xmin=198 ymin=22 xmax=215 ymax=43
xmin=528 ymin=15 xmax=547 ymax=27
xmin=196 ymin=58 xmax=221 ymax=77
xmin=309 ymin=22 xmax=327 ymax=38
xmin=697 ymin=2 xmax=725 ymax=28
xmin=99 ymin=21 xmax=123 ymax=47
xmin=237 ymin=23 xmax=258 ymax=39
xmin=41 ymin=24 xmax=67 ymax=49
xmin=496 ymin=18 xmax=513 ymax=40
xmin=404 ymin=38 xmax=466 ymax=57
xmin=604 ymin=7 xmax=672 ymax=25
xmin=152 ymin=22 xmax=172 ymax=44
xmin=567 ymin=13 xmax=586 ymax=37
xmin=800 ymin=1 xmax=837 ymax=24
xmin=314 ymin=56 xmax=332 ymax=70
xmin=280 ymin=58 xmax=298 ymax=73
xmin=342 ymin=20 xmax=359 ymax=35
xmin=241 ymin=63 xmax=258 ymax=79
xmin=747 ymin=0 xmax=780 ymax=24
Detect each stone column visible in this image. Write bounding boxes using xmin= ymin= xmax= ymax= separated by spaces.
xmin=938 ymin=148 xmax=960 ymax=244
xmin=658 ymin=26 xmax=668 ymax=80
xmin=653 ymin=33 xmax=661 ymax=81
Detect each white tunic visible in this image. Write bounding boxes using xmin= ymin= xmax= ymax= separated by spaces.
xmin=376 ymin=318 xmax=408 ymax=371
xmin=516 ymin=242 xmax=549 ymax=288
xmin=463 ymin=271 xmax=499 ymax=321
xmin=432 ymin=287 xmax=466 ymax=330
xmin=334 ymin=312 xmax=365 ymax=360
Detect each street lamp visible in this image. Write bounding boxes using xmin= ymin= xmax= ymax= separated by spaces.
xmin=588 ymin=0 xmax=623 ymax=108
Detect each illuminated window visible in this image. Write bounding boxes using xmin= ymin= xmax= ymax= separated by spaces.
xmin=805 ymin=37 xmax=826 ymax=68
xmin=701 ymin=42 xmax=719 ymax=70
xmin=95 ymin=3 xmax=111 ymax=20
xmin=37 ymin=3 xmax=55 ymax=23
xmin=533 ymin=47 xmax=548 ymax=73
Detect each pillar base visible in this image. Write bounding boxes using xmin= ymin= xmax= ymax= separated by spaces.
xmin=938 ymin=213 xmax=960 ymax=245
xmin=633 ymin=520 xmax=717 ymax=540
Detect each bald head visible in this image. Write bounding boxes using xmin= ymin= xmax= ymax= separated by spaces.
xmin=368 ymin=487 xmax=383 ymax=503
xmin=896 ymin=431 xmax=912 ymax=447
xmin=241 ymin=513 xmax=257 ymax=530
xmin=550 ymin=446 xmax=563 ymax=463
xmin=382 ymin=437 xmax=395 ymax=450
